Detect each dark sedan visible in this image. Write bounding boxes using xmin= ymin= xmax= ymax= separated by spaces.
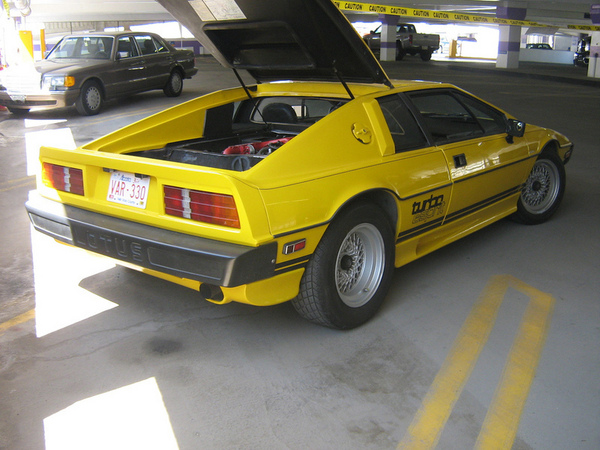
xmin=0 ymin=31 xmax=198 ymax=115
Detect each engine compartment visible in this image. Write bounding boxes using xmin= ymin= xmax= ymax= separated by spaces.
xmin=128 ymin=96 xmax=347 ymax=171
xmin=130 ymin=128 xmax=297 ymax=172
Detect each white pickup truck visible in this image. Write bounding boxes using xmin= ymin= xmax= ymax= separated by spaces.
xmin=363 ymin=23 xmax=440 ymax=61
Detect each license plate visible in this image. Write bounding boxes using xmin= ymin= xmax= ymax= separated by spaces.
xmin=107 ymin=171 xmax=150 ymax=209
xmin=10 ymin=94 xmax=26 ymax=102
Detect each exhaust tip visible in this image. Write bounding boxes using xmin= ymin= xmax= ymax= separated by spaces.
xmin=200 ymin=283 xmax=224 ymax=302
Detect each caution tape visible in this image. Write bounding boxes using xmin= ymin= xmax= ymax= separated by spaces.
xmin=333 ymin=1 xmax=600 ymax=32
xmin=2 ymin=0 xmax=10 ymax=18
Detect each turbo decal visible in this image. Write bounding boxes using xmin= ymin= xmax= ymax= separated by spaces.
xmin=412 ymin=194 xmax=446 ymax=224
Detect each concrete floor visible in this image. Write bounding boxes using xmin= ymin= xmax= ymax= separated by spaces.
xmin=0 ymin=58 xmax=598 ymax=449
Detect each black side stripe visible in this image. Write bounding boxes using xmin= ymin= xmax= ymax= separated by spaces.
xmin=397 ymin=216 xmax=445 ymax=242
xmin=396 ymin=185 xmax=523 ymax=244
xmin=444 ymin=185 xmax=523 ymax=223
xmin=275 ymin=256 xmax=311 ymax=274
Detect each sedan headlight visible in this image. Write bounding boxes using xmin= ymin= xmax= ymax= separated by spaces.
xmin=43 ymin=75 xmax=75 ymax=90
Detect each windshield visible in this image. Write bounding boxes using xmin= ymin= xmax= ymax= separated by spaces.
xmin=47 ymin=36 xmax=114 ymax=60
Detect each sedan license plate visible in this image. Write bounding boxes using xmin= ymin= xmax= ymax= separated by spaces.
xmin=9 ymin=94 xmax=26 ymax=102
xmin=107 ymin=171 xmax=150 ymax=209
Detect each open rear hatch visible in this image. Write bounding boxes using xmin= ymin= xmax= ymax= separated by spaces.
xmin=156 ymin=0 xmax=392 ymax=88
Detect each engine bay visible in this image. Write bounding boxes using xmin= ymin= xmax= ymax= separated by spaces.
xmin=128 ymin=96 xmax=346 ymax=171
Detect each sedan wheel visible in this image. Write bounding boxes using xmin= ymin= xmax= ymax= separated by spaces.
xmin=75 ymin=81 xmax=103 ymax=116
xmin=163 ymin=70 xmax=183 ymax=97
xmin=292 ymin=203 xmax=395 ymax=329
xmin=513 ymin=152 xmax=565 ymax=224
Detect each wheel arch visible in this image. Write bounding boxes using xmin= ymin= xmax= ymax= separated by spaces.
xmin=80 ymin=77 xmax=106 ymax=98
xmin=540 ymin=139 xmax=560 ymax=156
xmin=331 ymin=189 xmax=398 ymax=233
xmin=171 ymin=65 xmax=185 ymax=78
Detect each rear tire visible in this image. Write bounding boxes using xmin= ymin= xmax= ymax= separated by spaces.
xmin=420 ymin=50 xmax=433 ymax=61
xmin=75 ymin=80 xmax=103 ymax=116
xmin=292 ymin=203 xmax=395 ymax=329
xmin=513 ymin=152 xmax=565 ymax=224
xmin=395 ymin=44 xmax=406 ymax=61
xmin=163 ymin=70 xmax=183 ymax=97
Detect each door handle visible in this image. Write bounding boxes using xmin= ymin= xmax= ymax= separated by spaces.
xmin=453 ymin=153 xmax=467 ymax=168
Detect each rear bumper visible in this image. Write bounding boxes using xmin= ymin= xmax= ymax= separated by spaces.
xmin=26 ymin=193 xmax=277 ymax=287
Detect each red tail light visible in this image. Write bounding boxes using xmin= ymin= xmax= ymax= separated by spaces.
xmin=42 ymin=163 xmax=84 ymax=195
xmin=164 ymin=185 xmax=240 ymax=228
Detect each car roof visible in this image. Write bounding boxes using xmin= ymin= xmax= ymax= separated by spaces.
xmin=59 ymin=31 xmax=163 ymax=39
xmin=156 ymin=0 xmax=392 ymax=87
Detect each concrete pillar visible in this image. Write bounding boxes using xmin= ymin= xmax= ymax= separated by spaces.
xmin=379 ymin=15 xmax=397 ymax=62
xmin=497 ymin=25 xmax=521 ymax=68
xmin=589 ymin=6 xmax=600 ymax=78
xmin=496 ymin=3 xmax=526 ymax=69
xmin=588 ymin=31 xmax=600 ymax=79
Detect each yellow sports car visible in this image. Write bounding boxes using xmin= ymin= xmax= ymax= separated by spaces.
xmin=26 ymin=0 xmax=573 ymax=329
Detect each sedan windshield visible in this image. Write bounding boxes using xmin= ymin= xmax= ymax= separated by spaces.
xmin=47 ymin=36 xmax=114 ymax=60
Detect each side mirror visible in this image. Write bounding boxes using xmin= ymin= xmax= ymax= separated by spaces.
xmin=505 ymin=118 xmax=525 ymax=143
xmin=506 ymin=118 xmax=525 ymax=137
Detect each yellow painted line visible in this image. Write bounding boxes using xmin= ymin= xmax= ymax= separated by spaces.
xmin=0 ymin=309 xmax=35 ymax=335
xmin=398 ymin=275 xmax=508 ymax=449
xmin=475 ymin=279 xmax=554 ymax=449
xmin=0 ymin=176 xmax=36 ymax=193
xmin=398 ymin=275 xmax=555 ymax=449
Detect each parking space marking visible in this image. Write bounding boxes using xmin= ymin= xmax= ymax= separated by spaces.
xmin=0 ymin=176 xmax=35 ymax=193
xmin=398 ymin=275 xmax=555 ymax=449
xmin=475 ymin=279 xmax=554 ymax=449
xmin=0 ymin=309 xmax=35 ymax=336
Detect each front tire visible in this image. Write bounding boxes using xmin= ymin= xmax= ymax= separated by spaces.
xmin=75 ymin=80 xmax=103 ymax=116
xmin=292 ymin=203 xmax=395 ymax=329
xmin=513 ymin=152 xmax=565 ymax=224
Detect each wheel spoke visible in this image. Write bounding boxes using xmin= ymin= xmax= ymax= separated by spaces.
xmin=335 ymin=223 xmax=385 ymax=308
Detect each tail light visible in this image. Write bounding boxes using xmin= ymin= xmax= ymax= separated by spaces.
xmin=42 ymin=162 xmax=84 ymax=195
xmin=164 ymin=185 xmax=240 ymax=228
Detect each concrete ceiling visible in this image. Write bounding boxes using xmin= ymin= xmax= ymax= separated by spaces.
xmin=5 ymin=0 xmax=599 ymax=29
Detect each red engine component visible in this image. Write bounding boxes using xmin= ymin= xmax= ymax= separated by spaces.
xmin=223 ymin=137 xmax=292 ymax=155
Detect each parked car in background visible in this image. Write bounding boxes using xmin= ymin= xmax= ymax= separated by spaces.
xmin=526 ymin=43 xmax=552 ymax=50
xmin=574 ymin=36 xmax=590 ymax=67
xmin=27 ymin=0 xmax=573 ymax=329
xmin=0 ymin=31 xmax=197 ymax=115
xmin=363 ymin=23 xmax=440 ymax=61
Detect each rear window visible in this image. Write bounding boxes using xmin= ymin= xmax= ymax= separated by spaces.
xmin=250 ymin=97 xmax=347 ymax=124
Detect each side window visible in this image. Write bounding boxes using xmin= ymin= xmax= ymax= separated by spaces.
xmin=135 ymin=36 xmax=164 ymax=55
xmin=153 ymin=37 xmax=168 ymax=53
xmin=408 ymin=91 xmax=483 ymax=143
xmin=377 ymin=94 xmax=427 ymax=152
xmin=455 ymin=93 xmax=507 ymax=135
xmin=117 ymin=36 xmax=139 ymax=59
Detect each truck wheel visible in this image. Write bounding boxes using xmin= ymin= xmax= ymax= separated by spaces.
xmin=292 ymin=203 xmax=395 ymax=329
xmin=420 ymin=50 xmax=433 ymax=61
xmin=75 ymin=80 xmax=103 ymax=116
xmin=395 ymin=45 xmax=406 ymax=61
